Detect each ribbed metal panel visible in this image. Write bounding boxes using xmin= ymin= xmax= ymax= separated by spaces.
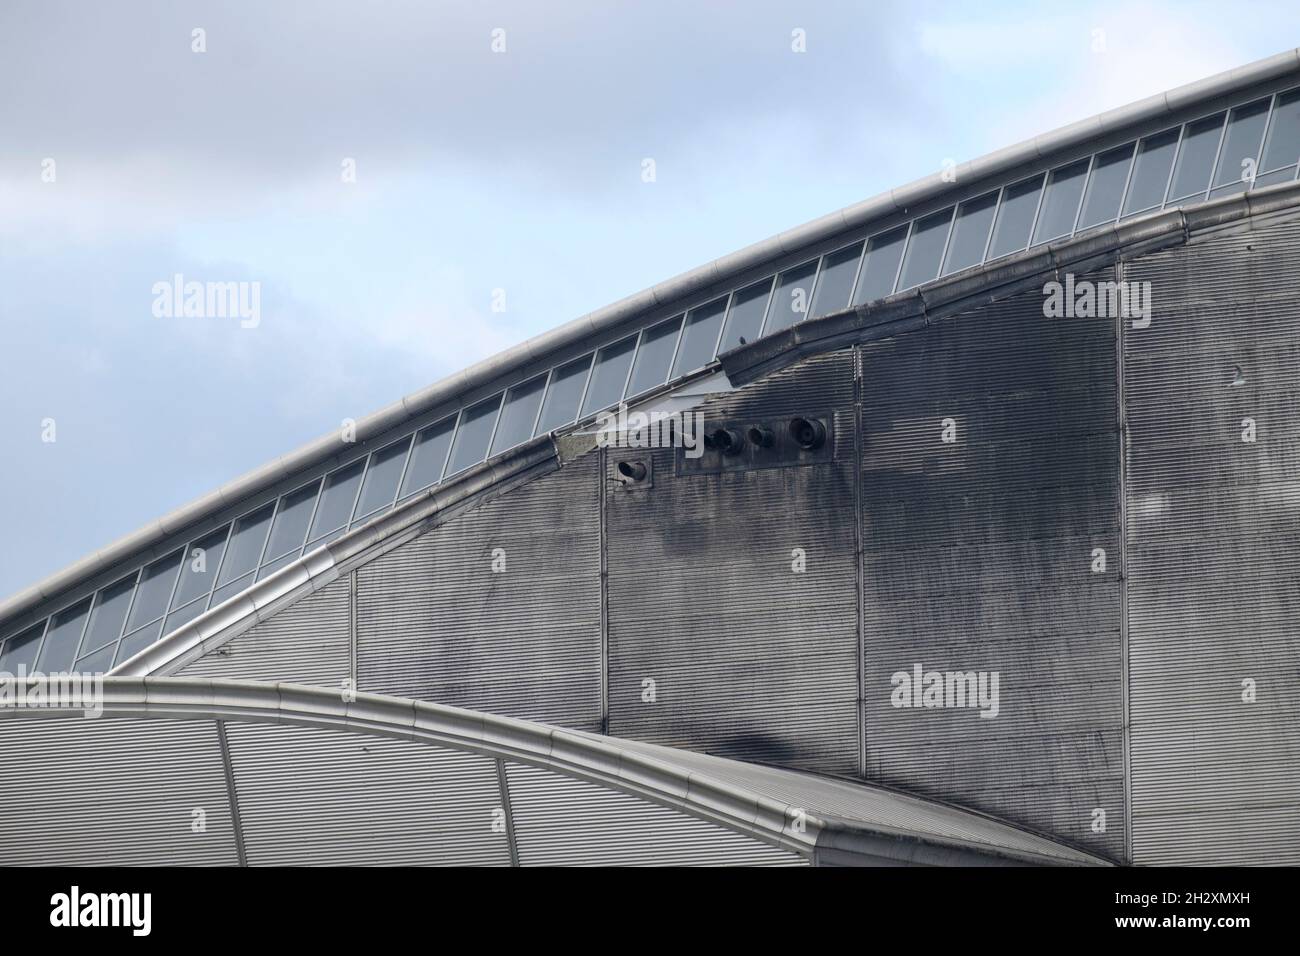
xmin=504 ymin=762 xmax=804 ymax=866
xmin=177 ymin=579 xmax=351 ymax=686
xmin=355 ymin=457 xmax=602 ymax=730
xmin=699 ymin=349 xmax=856 ymax=420
xmin=223 ymin=721 xmax=510 ymax=866
xmin=1123 ymin=216 xmax=1300 ymax=865
xmin=606 ymin=351 xmax=859 ymax=772
xmin=0 ymin=716 xmax=237 ymax=865
xmin=858 ymin=282 xmax=1125 ymax=861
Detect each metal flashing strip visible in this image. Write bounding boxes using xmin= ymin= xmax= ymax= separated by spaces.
xmin=214 ymin=719 xmax=248 ymax=867
xmin=495 ymin=757 xmax=520 ymax=867
xmin=0 ymin=678 xmax=1112 ymax=867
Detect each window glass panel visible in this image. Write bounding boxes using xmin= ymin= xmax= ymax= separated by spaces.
xmin=264 ymin=481 xmax=321 ymax=562
xmin=489 ymin=376 xmax=547 ymax=456
xmin=941 ymin=191 xmax=999 ymax=275
xmin=718 ymin=280 xmax=772 ymax=353
xmin=163 ymin=597 xmax=208 ymax=635
xmin=534 ymin=355 xmax=592 ymax=435
xmin=670 ymin=297 xmax=728 ymax=377
xmin=399 ymin=416 xmax=456 ymax=498
xmin=37 ymin=600 xmax=91 ymax=673
xmin=1212 ymin=98 xmax=1271 ymax=193
xmin=1167 ymin=113 xmax=1226 ymax=202
xmin=1031 ymin=160 xmax=1089 ymax=244
xmin=125 ymin=549 xmax=182 ymax=632
xmin=580 ymin=335 xmax=638 ymax=417
xmin=172 ymin=526 xmax=230 ymax=608
xmin=897 ymin=208 xmax=954 ymax=290
xmin=258 ymin=552 xmax=300 ymax=580
xmin=79 ymin=574 xmax=137 ymax=655
xmin=987 ymin=175 xmax=1044 ymax=258
xmin=852 ymin=227 xmax=908 ymax=304
xmin=809 ymin=242 xmax=864 ymax=317
xmin=1077 ymin=143 xmax=1135 ymax=230
xmin=1123 ymin=128 xmax=1180 ymax=216
xmin=170 ymin=541 xmax=218 ymax=613
xmin=1253 ymin=166 xmax=1298 ymax=188
xmin=1262 ymin=89 xmax=1300 ymax=172
xmin=75 ymin=642 xmax=116 ymax=674
xmin=445 ymin=395 xmax=502 ymax=476
xmin=115 ymin=620 xmax=163 ymax=666
xmin=215 ymin=505 xmax=274 ymax=587
xmin=352 ymin=437 xmax=413 ymax=519
xmin=765 ymin=261 xmax=819 ymax=332
xmin=626 ymin=316 xmax=683 ymax=395
xmin=0 ymin=622 xmax=45 ymax=673
xmin=211 ymin=572 xmax=255 ymax=608
xmin=308 ymin=460 xmax=365 ymax=542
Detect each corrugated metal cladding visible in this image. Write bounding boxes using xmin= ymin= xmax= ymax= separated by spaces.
xmin=356 ymin=453 xmax=602 ymax=731
xmin=0 ymin=716 xmax=237 ymax=865
xmin=223 ymin=721 xmax=510 ymax=865
xmin=858 ymin=280 xmax=1125 ymax=862
xmin=177 ymin=582 xmax=350 ymax=686
xmin=503 ymin=762 xmax=804 ymax=866
xmin=1123 ymin=215 xmax=1300 ymax=866
xmin=605 ymin=351 xmax=860 ymax=773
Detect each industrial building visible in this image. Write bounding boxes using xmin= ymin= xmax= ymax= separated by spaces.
xmin=4 ymin=50 xmax=1300 ymax=865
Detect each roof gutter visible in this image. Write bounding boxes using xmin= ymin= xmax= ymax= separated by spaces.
xmin=4 ymin=48 xmax=1298 ymax=626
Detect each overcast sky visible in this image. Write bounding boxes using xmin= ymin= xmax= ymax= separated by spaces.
xmin=1 ymin=0 xmax=1296 ymax=598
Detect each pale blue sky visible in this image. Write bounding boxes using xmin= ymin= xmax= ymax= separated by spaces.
xmin=1 ymin=0 xmax=1297 ymax=597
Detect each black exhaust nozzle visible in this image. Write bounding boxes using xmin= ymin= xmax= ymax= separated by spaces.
xmin=710 ymin=427 xmax=745 ymax=456
xmin=617 ymin=460 xmax=648 ymax=482
xmin=789 ymin=416 xmax=826 ymax=450
xmin=746 ymin=424 xmax=774 ymax=448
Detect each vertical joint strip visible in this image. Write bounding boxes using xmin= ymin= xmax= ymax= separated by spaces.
xmin=349 ymin=570 xmax=358 ymax=686
xmin=495 ymin=758 xmax=520 ymax=867
xmin=1115 ymin=258 xmax=1133 ymax=865
xmin=853 ymin=345 xmax=867 ymax=779
xmin=598 ymin=446 xmax=609 ymax=736
xmin=215 ymin=719 xmax=248 ymax=867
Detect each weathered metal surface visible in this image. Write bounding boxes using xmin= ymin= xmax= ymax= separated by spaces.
xmin=857 ymin=278 xmax=1125 ymax=861
xmin=1123 ymin=215 xmax=1300 ymax=865
xmin=604 ymin=352 xmax=860 ymax=773
xmin=354 ymin=454 xmax=603 ymax=731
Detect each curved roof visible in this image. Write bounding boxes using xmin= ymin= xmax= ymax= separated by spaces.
xmin=0 ymin=677 xmax=1109 ymax=865
xmin=5 ymin=49 xmax=1300 ymax=659
xmin=101 ymin=175 xmax=1300 ymax=683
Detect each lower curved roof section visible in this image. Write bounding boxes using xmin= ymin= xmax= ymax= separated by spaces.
xmin=0 ymin=678 xmax=1106 ymax=866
